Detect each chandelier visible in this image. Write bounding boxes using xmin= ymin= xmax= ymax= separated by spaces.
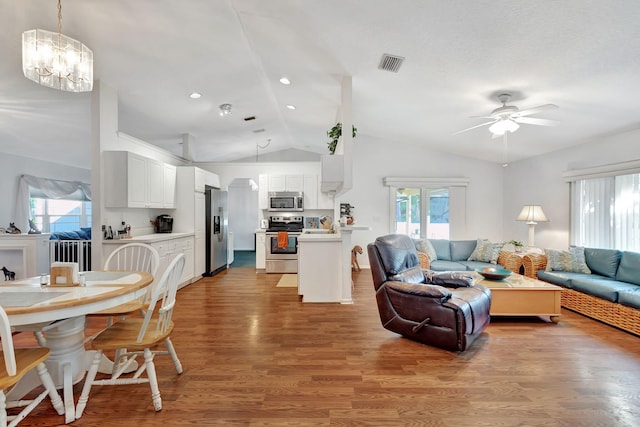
xmin=22 ymin=0 xmax=93 ymax=92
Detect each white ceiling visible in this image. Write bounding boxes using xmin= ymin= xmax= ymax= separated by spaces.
xmin=2 ymin=0 xmax=640 ymax=167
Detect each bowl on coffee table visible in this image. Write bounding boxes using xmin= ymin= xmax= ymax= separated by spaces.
xmin=475 ymin=267 xmax=512 ymax=280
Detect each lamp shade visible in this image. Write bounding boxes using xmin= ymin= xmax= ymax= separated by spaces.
xmin=516 ymin=205 xmax=549 ymax=223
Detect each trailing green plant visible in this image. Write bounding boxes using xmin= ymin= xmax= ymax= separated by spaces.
xmin=327 ymin=122 xmax=357 ymax=155
xmin=508 ymin=240 xmax=524 ymax=247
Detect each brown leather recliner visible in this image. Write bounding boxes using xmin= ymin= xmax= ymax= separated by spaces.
xmin=368 ymin=234 xmax=492 ymax=351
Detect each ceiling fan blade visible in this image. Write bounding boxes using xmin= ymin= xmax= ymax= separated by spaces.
xmin=513 ymin=117 xmax=559 ymax=126
xmin=512 ymin=104 xmax=558 ymax=117
xmin=453 ymin=120 xmax=496 ymax=135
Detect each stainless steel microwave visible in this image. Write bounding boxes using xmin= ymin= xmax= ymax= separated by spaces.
xmin=268 ymin=192 xmax=304 ymax=212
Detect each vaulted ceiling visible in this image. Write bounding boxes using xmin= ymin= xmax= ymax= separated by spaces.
xmin=2 ymin=0 xmax=640 ymax=167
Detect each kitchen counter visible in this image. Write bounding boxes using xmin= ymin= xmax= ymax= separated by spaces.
xmin=103 ymin=232 xmax=195 ymax=244
xmin=297 ymin=229 xmax=342 ymax=242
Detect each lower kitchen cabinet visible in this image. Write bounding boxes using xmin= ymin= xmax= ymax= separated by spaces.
xmin=103 ymin=233 xmax=195 ymax=288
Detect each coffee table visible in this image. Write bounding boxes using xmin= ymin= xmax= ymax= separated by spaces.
xmin=475 ymin=272 xmax=562 ymax=323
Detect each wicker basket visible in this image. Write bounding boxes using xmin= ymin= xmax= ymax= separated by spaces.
xmin=561 ymin=288 xmax=640 ymax=337
xmin=417 ymin=251 xmax=430 ymax=269
xmin=522 ymin=253 xmax=547 ymax=278
xmin=497 ymin=251 xmax=522 ymax=273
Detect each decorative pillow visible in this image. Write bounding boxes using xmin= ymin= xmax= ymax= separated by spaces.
xmin=467 ymin=239 xmax=504 ymax=264
xmin=544 ymin=247 xmax=591 ymax=273
xmin=414 ymin=239 xmax=437 ymax=261
xmin=424 ymin=270 xmax=474 ymax=288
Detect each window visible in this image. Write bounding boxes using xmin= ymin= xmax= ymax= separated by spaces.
xmin=394 ymin=188 xmax=449 ymax=239
xmin=385 ymin=177 xmax=468 ymax=240
xmin=570 ymin=173 xmax=640 ymax=251
xmin=30 ymin=198 xmax=92 ymax=233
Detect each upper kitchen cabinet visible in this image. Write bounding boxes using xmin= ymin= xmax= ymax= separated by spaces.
xmin=103 ymin=151 xmax=177 ymax=209
xmin=268 ymin=175 xmax=304 ymax=192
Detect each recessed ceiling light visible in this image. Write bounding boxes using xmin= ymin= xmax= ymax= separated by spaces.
xmin=286 ymin=104 xmax=296 ymax=110
xmin=279 ymin=77 xmax=291 ymax=85
xmin=189 ymin=92 xmax=202 ymax=99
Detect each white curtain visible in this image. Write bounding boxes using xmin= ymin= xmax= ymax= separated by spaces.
xmin=13 ymin=174 xmax=91 ymax=232
xmin=571 ymin=174 xmax=639 ymax=251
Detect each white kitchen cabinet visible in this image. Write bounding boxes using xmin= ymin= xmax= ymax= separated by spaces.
xmin=267 ymin=174 xmax=304 ymax=192
xmin=258 ymin=174 xmax=268 ymax=210
xmin=149 ymin=236 xmax=194 ymax=289
xmin=297 ymin=235 xmax=342 ymax=302
xmin=103 ymin=151 xmax=177 ymax=209
xmin=255 ymin=231 xmax=266 ymax=270
xmin=303 ymin=175 xmax=318 ymax=209
xmin=163 ymin=163 xmax=177 ymax=208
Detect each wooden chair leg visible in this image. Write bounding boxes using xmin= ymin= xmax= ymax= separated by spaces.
xmin=35 ymin=363 xmax=65 ymax=416
xmin=75 ymin=350 xmax=102 ymax=420
xmin=143 ymin=348 xmax=162 ymax=411
xmin=164 ymin=338 xmax=183 ymax=374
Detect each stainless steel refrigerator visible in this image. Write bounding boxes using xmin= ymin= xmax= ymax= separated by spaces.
xmin=205 ymin=186 xmax=228 ymax=276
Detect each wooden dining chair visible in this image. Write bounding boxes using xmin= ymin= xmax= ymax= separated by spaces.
xmin=0 ymin=306 xmax=65 ymax=427
xmin=95 ymin=243 xmax=161 ymax=319
xmin=75 ymin=253 xmax=185 ymax=419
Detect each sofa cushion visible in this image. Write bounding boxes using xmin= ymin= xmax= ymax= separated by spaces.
xmin=536 ymin=270 xmax=593 ymax=288
xmin=450 ymin=240 xmax=477 ymax=261
xmin=50 ymin=230 xmax=83 ymax=240
xmin=617 ymin=287 xmax=640 ymax=309
xmin=615 ymin=251 xmax=640 ymax=286
xmin=429 ymin=260 xmax=467 ymax=271
xmin=467 ymin=239 xmax=504 ymax=264
xmin=544 ymin=247 xmax=591 ymax=273
xmin=413 ymin=238 xmax=437 ymax=261
xmin=460 ymin=261 xmax=501 ymax=271
xmin=570 ymin=276 xmax=639 ymax=303
xmin=429 ymin=239 xmax=451 ymax=261
xmin=584 ymin=248 xmax=622 ymax=278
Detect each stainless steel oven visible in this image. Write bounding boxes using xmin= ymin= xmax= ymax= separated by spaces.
xmin=265 ymin=231 xmax=300 ymax=273
xmin=265 ymin=215 xmax=303 ymax=273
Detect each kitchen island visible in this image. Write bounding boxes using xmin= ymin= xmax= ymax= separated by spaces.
xmin=297 ymin=225 xmax=369 ymax=303
xmin=297 ymin=230 xmax=342 ymax=302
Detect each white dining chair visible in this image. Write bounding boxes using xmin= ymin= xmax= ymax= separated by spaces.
xmin=75 ymin=253 xmax=185 ymax=419
xmin=90 ymin=243 xmax=160 ymax=321
xmin=0 ymin=306 xmax=65 ymax=427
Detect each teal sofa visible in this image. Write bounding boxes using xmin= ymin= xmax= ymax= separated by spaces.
xmin=414 ymin=239 xmax=508 ymax=272
xmin=533 ymin=248 xmax=640 ymax=335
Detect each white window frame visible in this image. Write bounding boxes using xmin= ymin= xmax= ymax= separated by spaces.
xmin=384 ymin=177 xmax=469 ymax=239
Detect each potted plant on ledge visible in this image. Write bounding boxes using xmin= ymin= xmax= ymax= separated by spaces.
xmin=327 ymin=122 xmax=357 ymax=155
xmin=508 ymin=240 xmax=524 ymax=253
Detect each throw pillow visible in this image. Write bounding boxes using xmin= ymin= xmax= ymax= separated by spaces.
xmin=544 ymin=247 xmax=591 ymax=273
xmin=414 ymin=238 xmax=437 ymax=261
xmin=467 ymin=239 xmax=504 ymax=264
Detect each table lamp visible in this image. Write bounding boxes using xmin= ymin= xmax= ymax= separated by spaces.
xmin=517 ymin=205 xmax=549 ymax=247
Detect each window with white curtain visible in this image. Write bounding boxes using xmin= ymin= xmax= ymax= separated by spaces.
xmin=570 ymin=173 xmax=640 ymax=251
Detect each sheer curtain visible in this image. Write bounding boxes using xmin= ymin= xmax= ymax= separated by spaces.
xmin=13 ymin=174 xmax=91 ymax=232
xmin=571 ymin=173 xmax=639 ymax=251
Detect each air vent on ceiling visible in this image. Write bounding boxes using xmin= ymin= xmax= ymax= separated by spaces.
xmin=378 ymin=53 xmax=405 ymax=73
xmin=244 ymin=116 xmax=256 ymax=121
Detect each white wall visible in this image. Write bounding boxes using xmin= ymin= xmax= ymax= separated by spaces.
xmin=228 ymin=178 xmax=259 ymax=250
xmin=503 ymin=127 xmax=640 ymax=250
xmin=338 ymin=137 xmax=505 ymax=261
xmin=0 ymin=152 xmax=90 ymax=229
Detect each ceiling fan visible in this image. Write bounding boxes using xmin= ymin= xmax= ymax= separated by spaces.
xmin=454 ymin=93 xmax=558 ymax=137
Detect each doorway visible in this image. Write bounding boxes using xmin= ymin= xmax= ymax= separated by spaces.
xmin=227 ymin=178 xmax=259 ymax=267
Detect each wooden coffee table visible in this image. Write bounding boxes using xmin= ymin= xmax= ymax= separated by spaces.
xmin=475 ymin=272 xmax=562 ymax=323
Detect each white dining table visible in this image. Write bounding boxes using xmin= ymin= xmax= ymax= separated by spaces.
xmin=1 ymin=270 xmax=153 ymax=423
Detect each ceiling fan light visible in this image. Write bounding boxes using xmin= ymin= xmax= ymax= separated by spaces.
xmin=489 ymin=119 xmax=519 ymax=135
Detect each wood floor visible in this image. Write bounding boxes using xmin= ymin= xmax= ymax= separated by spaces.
xmin=13 ymin=267 xmax=640 ymax=426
